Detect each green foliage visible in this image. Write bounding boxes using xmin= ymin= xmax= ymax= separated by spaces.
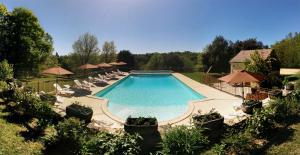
xmin=126 ymin=117 xmax=157 ymax=126
xmin=146 ymin=53 xmax=166 ymax=70
xmin=245 ymin=51 xmax=269 ymax=75
xmin=101 ymin=41 xmax=117 ymax=63
xmin=272 ymin=32 xmax=300 ymax=68
xmin=55 ymin=118 xmax=88 ymax=153
xmin=72 ymin=32 xmax=100 ymax=65
xmin=81 ymin=131 xmax=141 ymax=155
xmin=0 ymin=5 xmax=53 ymax=77
xmin=161 ymin=126 xmax=209 ymax=155
xmin=246 ymin=107 xmax=275 ymax=138
xmin=117 ymin=50 xmax=135 ymax=70
xmin=0 ymin=60 xmax=13 ymax=80
xmin=201 ymin=36 xmax=266 ymax=73
xmin=212 ymin=133 xmax=252 ymax=155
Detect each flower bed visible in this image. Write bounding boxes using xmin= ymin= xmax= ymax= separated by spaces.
xmin=242 ymin=100 xmax=262 ymax=114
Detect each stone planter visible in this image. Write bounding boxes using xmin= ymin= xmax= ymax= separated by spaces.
xmin=194 ymin=116 xmax=224 ymax=130
xmin=66 ymin=104 xmax=93 ymax=123
xmin=124 ymin=118 xmax=158 ymax=135
xmin=242 ymin=101 xmax=262 ymax=114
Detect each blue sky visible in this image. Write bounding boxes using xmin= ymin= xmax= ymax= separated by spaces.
xmin=3 ymin=0 xmax=300 ymax=55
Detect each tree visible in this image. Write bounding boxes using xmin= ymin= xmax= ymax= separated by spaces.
xmin=117 ymin=50 xmax=135 ymax=69
xmin=146 ymin=53 xmax=166 ymax=70
xmin=0 ymin=59 xmax=13 ymax=80
xmin=72 ymin=32 xmax=100 ymax=65
xmin=272 ymin=32 xmax=300 ymax=68
xmin=245 ymin=51 xmax=281 ymax=88
xmin=101 ymin=41 xmax=117 ymax=63
xmin=200 ymin=36 xmax=267 ymax=73
xmin=202 ymin=36 xmax=231 ymax=73
xmin=0 ymin=5 xmax=53 ymax=77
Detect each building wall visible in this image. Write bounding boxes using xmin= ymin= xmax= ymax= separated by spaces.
xmin=230 ymin=62 xmax=245 ymax=73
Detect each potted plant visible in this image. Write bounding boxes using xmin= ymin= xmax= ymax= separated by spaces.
xmin=242 ymin=100 xmax=262 ymax=114
xmin=66 ymin=102 xmax=93 ymax=123
xmin=40 ymin=94 xmax=56 ymax=105
xmin=193 ymin=109 xmax=224 ymax=131
xmin=268 ymin=89 xmax=283 ymax=99
xmin=124 ymin=117 xmax=158 ymax=135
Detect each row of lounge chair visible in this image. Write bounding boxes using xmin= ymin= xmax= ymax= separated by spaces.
xmin=53 ymin=71 xmax=126 ymax=96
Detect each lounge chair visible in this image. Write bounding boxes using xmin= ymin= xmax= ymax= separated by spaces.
xmin=98 ymin=74 xmax=111 ymax=81
xmin=74 ymin=80 xmax=91 ymax=90
xmin=117 ymin=69 xmax=126 ymax=76
xmin=89 ymin=76 xmax=108 ymax=84
xmin=105 ymin=72 xmax=116 ymax=79
xmin=53 ymin=83 xmax=75 ymax=96
xmin=83 ymin=80 xmax=97 ymax=87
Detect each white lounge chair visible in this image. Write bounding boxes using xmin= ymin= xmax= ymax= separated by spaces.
xmin=89 ymin=76 xmax=108 ymax=84
xmin=83 ymin=80 xmax=97 ymax=87
xmin=105 ymin=72 xmax=116 ymax=78
xmin=117 ymin=69 xmax=125 ymax=76
xmin=98 ymin=74 xmax=111 ymax=81
xmin=74 ymin=80 xmax=91 ymax=90
xmin=53 ymin=83 xmax=75 ymax=96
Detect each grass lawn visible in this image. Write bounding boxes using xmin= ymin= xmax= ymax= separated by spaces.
xmin=181 ymin=72 xmax=206 ymax=83
xmin=0 ymin=105 xmax=44 ymax=155
xmin=21 ymin=76 xmax=74 ymax=93
xmin=264 ymin=122 xmax=300 ymax=154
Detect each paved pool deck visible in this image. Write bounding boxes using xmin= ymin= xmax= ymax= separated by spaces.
xmin=53 ymin=72 xmax=246 ymax=130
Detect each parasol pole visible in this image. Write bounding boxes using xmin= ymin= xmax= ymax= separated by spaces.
xmin=242 ymin=82 xmax=244 ymax=103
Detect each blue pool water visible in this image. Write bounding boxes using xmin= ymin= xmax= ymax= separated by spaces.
xmin=95 ymin=74 xmax=205 ymax=121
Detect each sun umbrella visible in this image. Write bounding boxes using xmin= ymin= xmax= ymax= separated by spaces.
xmin=97 ymin=63 xmax=112 ymax=68
xmin=117 ymin=61 xmax=127 ymax=65
xmin=42 ymin=66 xmax=73 ymax=94
xmin=109 ymin=61 xmax=127 ymax=66
xmin=78 ymin=64 xmax=98 ymax=69
xmin=218 ymin=70 xmax=264 ymax=102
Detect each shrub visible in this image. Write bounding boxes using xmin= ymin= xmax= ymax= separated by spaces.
xmin=40 ymin=94 xmax=56 ymax=105
xmin=161 ymin=126 xmax=209 ymax=155
xmin=126 ymin=117 xmax=157 ymax=126
xmin=212 ymin=133 xmax=252 ymax=155
xmin=0 ymin=59 xmax=13 ymax=81
xmin=81 ymin=132 xmax=141 ymax=155
xmin=55 ymin=118 xmax=88 ymax=153
xmin=66 ymin=102 xmax=93 ymax=123
xmin=246 ymin=108 xmax=275 ymax=138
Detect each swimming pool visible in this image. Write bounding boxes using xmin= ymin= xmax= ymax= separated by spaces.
xmin=95 ymin=74 xmax=205 ymax=121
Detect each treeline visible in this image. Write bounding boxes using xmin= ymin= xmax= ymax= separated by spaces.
xmin=1 ymin=3 xmax=300 ymax=78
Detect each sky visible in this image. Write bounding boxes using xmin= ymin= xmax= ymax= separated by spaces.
xmin=2 ymin=0 xmax=300 ymax=55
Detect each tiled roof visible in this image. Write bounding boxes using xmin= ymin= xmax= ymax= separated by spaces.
xmin=229 ymin=49 xmax=272 ymax=63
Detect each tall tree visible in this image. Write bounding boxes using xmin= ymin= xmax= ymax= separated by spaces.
xmin=72 ymin=32 xmax=99 ymax=65
xmin=0 ymin=4 xmax=53 ymax=77
xmin=272 ymin=32 xmax=300 ymax=68
xmin=117 ymin=50 xmax=135 ymax=69
xmin=101 ymin=41 xmax=117 ymax=63
xmin=146 ymin=53 xmax=166 ymax=70
xmin=202 ymin=36 xmax=231 ymax=73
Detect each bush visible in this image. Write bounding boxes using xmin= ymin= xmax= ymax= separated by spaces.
xmin=161 ymin=126 xmax=209 ymax=155
xmin=246 ymin=108 xmax=275 ymax=138
xmin=81 ymin=131 xmax=141 ymax=155
xmin=126 ymin=117 xmax=157 ymax=126
xmin=40 ymin=94 xmax=56 ymax=105
xmin=66 ymin=102 xmax=93 ymax=123
xmin=212 ymin=133 xmax=252 ymax=155
xmin=55 ymin=118 xmax=88 ymax=153
xmin=0 ymin=59 xmax=13 ymax=81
